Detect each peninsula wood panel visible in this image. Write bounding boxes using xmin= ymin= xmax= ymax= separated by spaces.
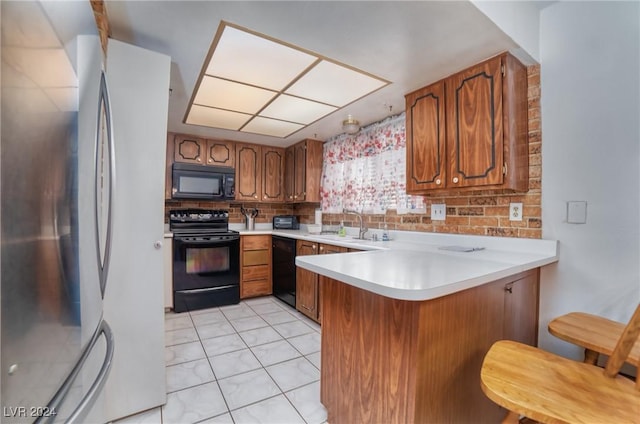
xmin=320 ymin=269 xmax=539 ymax=424
xmin=317 ymin=243 xmax=347 ymax=324
xmin=321 ymin=278 xmax=418 ymax=424
xmin=406 ymin=80 xmax=446 ymax=191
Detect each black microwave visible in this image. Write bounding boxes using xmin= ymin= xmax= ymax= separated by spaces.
xmin=172 ymin=163 xmax=235 ymax=200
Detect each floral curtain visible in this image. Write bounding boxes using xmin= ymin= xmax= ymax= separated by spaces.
xmin=320 ymin=112 xmax=425 ymax=214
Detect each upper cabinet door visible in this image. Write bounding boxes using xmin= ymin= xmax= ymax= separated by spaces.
xmin=262 ymin=147 xmax=284 ymax=202
xmin=284 ymin=146 xmax=295 ymax=202
xmin=174 ymin=135 xmax=206 ymax=164
xmin=446 ymin=55 xmax=504 ymax=188
xmin=293 ymin=142 xmax=307 ymax=201
xmin=236 ymin=144 xmax=261 ymax=201
xmin=406 ymin=80 xmax=446 ymax=192
xmin=206 ymin=139 xmax=235 ymax=168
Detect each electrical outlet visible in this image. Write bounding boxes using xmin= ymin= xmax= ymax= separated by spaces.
xmin=431 ymin=204 xmax=446 ymax=221
xmin=509 ymin=203 xmax=523 ymax=221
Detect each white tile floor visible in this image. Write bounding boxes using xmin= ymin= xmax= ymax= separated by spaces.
xmin=115 ymin=296 xmax=326 ymax=424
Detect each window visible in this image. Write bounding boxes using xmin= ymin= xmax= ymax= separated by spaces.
xmin=320 ymin=113 xmax=425 ymax=214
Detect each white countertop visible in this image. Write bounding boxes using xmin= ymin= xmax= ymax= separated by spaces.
xmin=290 ymin=228 xmax=558 ymax=302
xmin=166 ymin=223 xmax=558 ymax=301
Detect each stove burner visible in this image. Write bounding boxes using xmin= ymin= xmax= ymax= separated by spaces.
xmin=169 ymin=209 xmax=231 ymax=234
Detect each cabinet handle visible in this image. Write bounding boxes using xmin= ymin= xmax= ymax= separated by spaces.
xmin=452 ymin=177 xmax=459 ymax=184
xmin=505 ymin=286 xmax=513 ymax=294
xmin=435 ymin=178 xmax=441 ymax=185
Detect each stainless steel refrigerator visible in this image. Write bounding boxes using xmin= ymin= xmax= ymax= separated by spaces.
xmin=1 ymin=1 xmax=169 ymax=422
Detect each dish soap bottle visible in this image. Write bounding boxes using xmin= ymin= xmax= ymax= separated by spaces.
xmin=382 ymin=223 xmax=390 ymax=241
xmin=338 ymin=220 xmax=346 ymax=237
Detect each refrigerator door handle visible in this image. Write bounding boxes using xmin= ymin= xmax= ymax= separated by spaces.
xmin=36 ymin=319 xmax=114 ymax=424
xmin=95 ymin=70 xmax=116 ymax=298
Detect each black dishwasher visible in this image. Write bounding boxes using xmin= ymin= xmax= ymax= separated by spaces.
xmin=272 ymin=236 xmax=296 ymax=308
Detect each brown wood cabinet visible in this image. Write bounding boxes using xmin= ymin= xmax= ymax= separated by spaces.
xmin=205 ymin=139 xmax=235 ymax=168
xmin=235 ymin=143 xmax=285 ymax=202
xmin=173 ymin=135 xmax=235 ymax=168
xmin=240 ymin=235 xmax=272 ymax=299
xmin=406 ymin=53 xmax=528 ymax=193
xmin=321 ymin=268 xmax=540 ymax=424
xmin=235 ymin=143 xmax=261 ymax=201
xmin=295 ymin=239 xmax=319 ymax=320
xmin=261 ymin=146 xmax=285 ymax=202
xmin=295 ymin=240 xmax=348 ymax=323
xmin=284 ymin=139 xmax=323 ymax=203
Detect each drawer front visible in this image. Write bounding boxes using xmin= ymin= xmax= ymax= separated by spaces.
xmin=241 ymin=279 xmax=272 ymax=298
xmin=242 ymin=264 xmax=270 ymax=281
xmin=242 ymin=235 xmax=271 ymax=250
xmin=243 ymin=249 xmax=269 ymax=266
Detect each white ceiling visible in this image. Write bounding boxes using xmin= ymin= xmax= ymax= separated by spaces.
xmin=100 ymin=1 xmax=525 ymax=147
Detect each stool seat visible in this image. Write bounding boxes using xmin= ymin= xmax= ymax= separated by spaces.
xmin=549 ymin=311 xmax=640 ymax=366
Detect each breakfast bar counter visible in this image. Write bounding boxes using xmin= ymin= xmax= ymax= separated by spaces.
xmin=295 ymin=235 xmax=557 ymax=424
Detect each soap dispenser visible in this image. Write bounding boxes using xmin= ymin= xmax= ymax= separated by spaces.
xmin=382 ymin=223 xmax=389 ymax=241
xmin=338 ymin=220 xmax=346 ymax=237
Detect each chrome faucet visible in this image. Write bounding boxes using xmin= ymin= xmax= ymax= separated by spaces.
xmin=343 ymin=209 xmax=368 ymax=239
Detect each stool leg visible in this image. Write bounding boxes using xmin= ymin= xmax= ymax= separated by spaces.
xmin=583 ymin=348 xmax=599 ymax=365
xmin=501 ymin=411 xmax=521 ymax=424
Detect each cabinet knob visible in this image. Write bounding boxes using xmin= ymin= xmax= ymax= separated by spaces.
xmin=289 ymin=195 xmax=293 ymax=199
xmin=452 ymin=177 xmax=459 ymax=184
xmin=154 ymin=240 xmax=163 ymax=249
xmin=294 ymin=195 xmax=297 ymax=199
xmin=320 ymin=246 xmax=324 ymax=251
xmin=264 ymin=195 xmax=267 ymax=199
xmin=254 ymin=195 xmax=258 ymax=199
xmin=197 ymin=158 xmax=201 ymax=162
xmin=208 ymin=158 xmax=212 ymax=163
xmin=312 ymin=244 xmax=316 ymax=249
xmin=435 ymin=178 xmax=441 ymax=185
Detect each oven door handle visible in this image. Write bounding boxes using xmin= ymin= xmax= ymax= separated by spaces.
xmin=175 ymin=285 xmax=237 ymax=294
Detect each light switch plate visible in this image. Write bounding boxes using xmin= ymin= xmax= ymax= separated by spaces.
xmin=509 ymin=203 xmax=523 ymax=221
xmin=567 ymin=201 xmax=587 ymax=224
xmin=431 ymin=204 xmax=446 ymax=221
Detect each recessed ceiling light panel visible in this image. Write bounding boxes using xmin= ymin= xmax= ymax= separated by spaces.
xmin=242 ymin=116 xmax=304 ymax=138
xmin=194 ymin=76 xmax=277 ymax=114
xmin=260 ymin=95 xmax=337 ymax=125
xmin=206 ymin=26 xmax=317 ymax=91
xmin=186 ymin=104 xmax=251 ymax=130
xmin=286 ymin=60 xmax=388 ymax=107
xmin=185 ymin=22 xmax=390 ymax=138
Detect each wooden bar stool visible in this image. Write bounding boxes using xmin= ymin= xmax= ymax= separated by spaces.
xmin=548 ymin=311 xmax=640 ymax=367
xmin=480 ymin=304 xmax=640 ymax=424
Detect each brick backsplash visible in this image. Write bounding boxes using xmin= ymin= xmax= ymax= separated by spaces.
xmin=165 ymin=65 xmax=541 ymax=239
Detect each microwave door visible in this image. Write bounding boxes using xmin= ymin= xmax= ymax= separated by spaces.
xmin=174 ymin=170 xmax=223 ymax=199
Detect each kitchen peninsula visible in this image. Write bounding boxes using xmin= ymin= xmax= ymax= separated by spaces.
xmin=295 ymin=235 xmax=557 ymax=423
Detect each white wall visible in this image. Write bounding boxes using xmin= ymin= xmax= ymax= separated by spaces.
xmin=539 ymin=1 xmax=640 ymax=360
xmin=470 ymin=0 xmax=542 ymax=64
